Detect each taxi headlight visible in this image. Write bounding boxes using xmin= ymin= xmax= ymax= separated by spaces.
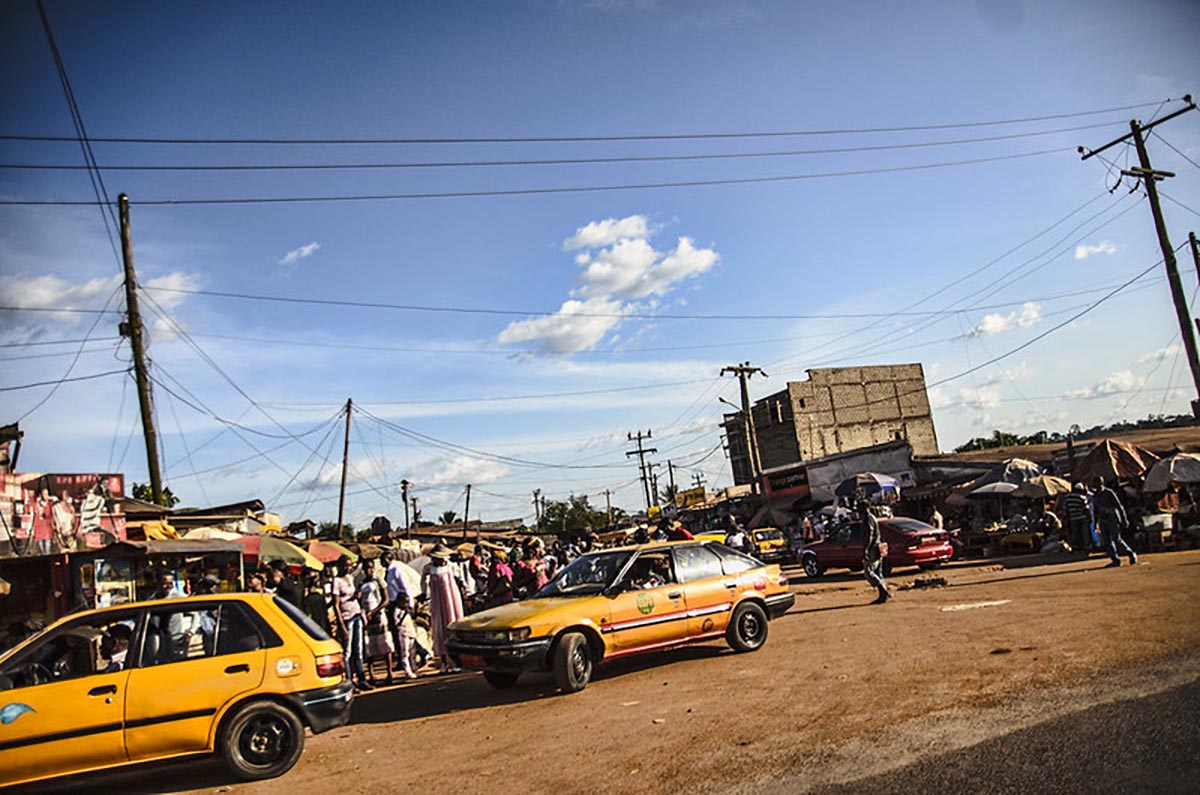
xmin=480 ymin=627 xmax=531 ymax=642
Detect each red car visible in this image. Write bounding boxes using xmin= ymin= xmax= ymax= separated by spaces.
xmin=800 ymin=517 xmax=952 ymax=578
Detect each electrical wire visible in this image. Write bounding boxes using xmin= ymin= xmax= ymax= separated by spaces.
xmin=0 ymin=120 xmax=1127 ymax=172
xmin=1161 ymin=191 xmax=1200 ymax=219
xmin=2 ymin=367 xmax=130 ymax=393
xmin=0 ymin=99 xmax=1170 ymax=144
xmin=0 ymin=335 xmax=122 ymax=349
xmin=1 ymin=147 xmax=1073 ymax=206
xmin=1151 ymin=132 xmax=1200 ymax=170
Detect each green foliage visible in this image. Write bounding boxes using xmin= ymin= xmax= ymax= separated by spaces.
xmin=953 ymin=414 xmax=1196 ymax=453
xmin=131 ymin=482 xmax=180 ymax=508
xmin=540 ymin=494 xmax=622 ymax=534
xmin=438 ymin=510 xmax=459 ymax=525
xmin=316 ymin=521 xmax=356 ymax=543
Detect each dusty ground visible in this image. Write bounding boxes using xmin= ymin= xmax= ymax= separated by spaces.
xmin=23 ymin=549 xmax=1200 ymax=794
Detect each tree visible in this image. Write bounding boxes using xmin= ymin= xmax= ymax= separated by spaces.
xmin=316 ymin=521 xmax=356 ymax=543
xmin=132 ymin=482 xmax=180 ymax=508
xmin=438 ymin=510 xmax=459 ymax=525
xmin=541 ymin=494 xmax=611 ymax=535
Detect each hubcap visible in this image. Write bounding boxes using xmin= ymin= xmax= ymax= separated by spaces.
xmin=241 ymin=716 xmax=290 ymax=766
xmin=571 ymin=647 xmax=589 ymax=680
xmin=741 ymin=613 xmax=761 ymax=640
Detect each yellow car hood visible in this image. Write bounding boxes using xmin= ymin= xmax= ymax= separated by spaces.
xmin=451 ymin=596 xmax=592 ymax=630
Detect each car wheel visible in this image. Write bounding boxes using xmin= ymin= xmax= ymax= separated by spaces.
xmin=483 ymin=670 xmax=520 ymax=689
xmin=802 ymin=555 xmax=823 ymax=578
xmin=554 ymin=632 xmax=593 ymax=693
xmin=726 ymin=601 xmax=769 ymax=653
xmin=220 ymin=700 xmax=305 ymax=782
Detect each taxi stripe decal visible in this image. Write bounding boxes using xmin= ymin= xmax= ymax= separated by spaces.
xmin=125 ymin=708 xmax=217 ymax=730
xmin=0 ymin=721 xmax=123 ymax=753
xmin=601 ymin=603 xmax=732 ymax=634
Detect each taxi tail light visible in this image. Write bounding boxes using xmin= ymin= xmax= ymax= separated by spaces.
xmin=777 ymin=570 xmax=790 ymax=587
xmin=316 ymin=652 xmax=345 ymax=678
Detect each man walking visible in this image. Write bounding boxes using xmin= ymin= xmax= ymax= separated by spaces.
xmin=1093 ymin=476 xmax=1137 ymax=568
xmin=1058 ymin=483 xmax=1093 ymax=552
xmin=860 ymin=499 xmax=890 ymax=604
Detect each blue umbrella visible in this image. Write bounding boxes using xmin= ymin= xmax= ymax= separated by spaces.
xmin=834 ymin=472 xmax=900 ymax=498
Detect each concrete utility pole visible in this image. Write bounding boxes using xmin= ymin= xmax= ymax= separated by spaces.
xmin=462 ymin=483 xmax=472 ymax=540
xmin=625 ymin=430 xmax=657 ymax=511
xmin=721 ymin=362 xmax=767 ymax=494
xmin=118 ymin=194 xmax=164 ymax=506
xmin=1081 ymin=97 xmax=1200 ymax=416
xmin=532 ymin=489 xmax=542 ymax=527
xmin=336 ymin=398 xmax=352 ymax=539
xmin=400 ymin=479 xmax=410 ymax=537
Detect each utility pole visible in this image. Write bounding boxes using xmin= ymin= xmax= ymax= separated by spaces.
xmin=667 ymin=460 xmax=677 ymax=494
xmin=648 ymin=463 xmax=661 ymax=507
xmin=692 ymin=472 xmax=706 ymax=490
xmin=400 ymin=479 xmax=410 ymax=537
xmin=336 ymin=398 xmax=352 ymax=539
xmin=625 ymin=430 xmax=657 ymax=511
xmin=411 ymin=496 xmax=420 ymax=529
xmin=721 ymin=362 xmax=767 ymax=494
xmin=532 ymin=489 xmax=542 ymax=527
xmin=1190 ymin=233 xmax=1200 ymax=342
xmin=1081 ymin=97 xmax=1200 ymax=416
xmin=118 ymin=194 xmax=163 ymax=506
xmin=462 ymin=483 xmax=472 ymax=540
xmin=603 ymin=488 xmax=613 ymax=526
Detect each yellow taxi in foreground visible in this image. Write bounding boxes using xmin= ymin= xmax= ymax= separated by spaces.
xmin=0 ymin=593 xmax=352 ymax=788
xmin=448 ymin=540 xmax=794 ymax=693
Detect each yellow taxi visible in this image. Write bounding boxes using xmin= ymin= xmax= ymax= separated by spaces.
xmin=0 ymin=593 xmax=352 ymax=788
xmin=750 ymin=528 xmax=788 ymax=562
xmin=448 ymin=540 xmax=794 ymax=693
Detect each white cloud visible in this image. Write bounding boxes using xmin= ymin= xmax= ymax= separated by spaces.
xmin=0 ymin=270 xmax=200 ymax=342
xmin=1074 ymin=241 xmax=1116 ymax=260
xmin=497 ymin=296 xmax=628 ymax=355
xmin=278 ymin=241 xmax=320 ymax=266
xmin=426 ymin=456 xmax=511 ymax=486
xmin=564 ymin=216 xmax=650 ymax=250
xmin=929 ymin=385 xmax=1001 ymax=412
xmin=499 ymin=216 xmax=719 ymax=355
xmin=970 ymin=301 xmax=1041 ymax=338
xmin=1137 ymin=344 xmax=1181 ymax=364
xmin=1062 ymin=369 xmax=1143 ymax=400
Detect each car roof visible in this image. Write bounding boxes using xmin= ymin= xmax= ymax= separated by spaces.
xmin=588 ymin=539 xmax=713 ymax=554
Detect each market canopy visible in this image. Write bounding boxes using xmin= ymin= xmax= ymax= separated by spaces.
xmin=833 ymin=472 xmax=899 ymax=498
xmin=1072 ymin=439 xmax=1160 ymax=484
xmin=1012 ymin=475 xmax=1073 ymax=500
xmin=1143 ymin=453 xmax=1200 ymax=492
xmin=967 ymin=481 xmax=1020 ymax=499
xmin=234 ymin=534 xmax=323 ymax=570
xmin=306 ymin=540 xmax=358 ymax=563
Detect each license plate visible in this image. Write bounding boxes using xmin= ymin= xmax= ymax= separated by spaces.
xmin=461 ymin=654 xmax=487 ymax=668
xmin=921 ymin=537 xmax=939 ymax=545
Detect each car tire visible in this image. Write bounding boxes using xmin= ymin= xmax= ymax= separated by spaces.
xmin=726 ymin=601 xmax=769 ymax=653
xmin=219 ymin=700 xmax=305 ymax=782
xmin=483 ymin=670 xmax=520 ymax=689
xmin=802 ymin=555 xmax=823 ymax=578
xmin=553 ymin=632 xmax=593 ymax=694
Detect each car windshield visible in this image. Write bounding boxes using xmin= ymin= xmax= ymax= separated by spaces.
xmin=755 ymin=529 xmax=784 ymax=541
xmin=888 ymin=519 xmax=935 ymax=534
xmin=536 ymin=550 xmax=634 ymax=597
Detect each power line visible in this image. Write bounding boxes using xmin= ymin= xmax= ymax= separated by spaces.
xmin=0 ymin=305 xmax=122 ymax=315
xmin=1152 ymin=132 xmax=1200 ymax=170
xmin=1161 ymin=191 xmax=1200 ymax=219
xmin=0 ymin=99 xmax=1170 ymax=145
xmin=0 ymin=335 xmax=122 ymax=349
xmin=2 ymin=367 xmax=129 ymax=393
xmin=0 ymin=147 xmax=1072 ymax=206
xmin=0 ymin=120 xmax=1127 ymax=172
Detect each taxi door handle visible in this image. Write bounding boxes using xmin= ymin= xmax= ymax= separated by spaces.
xmin=667 ymin=591 xmax=682 ymax=599
xmin=89 ymin=684 xmax=117 ymax=696
xmin=723 ymin=581 xmax=738 ymax=589
xmin=225 ymin=663 xmax=250 ymax=675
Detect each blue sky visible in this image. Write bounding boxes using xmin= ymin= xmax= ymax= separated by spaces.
xmin=2 ymin=0 xmax=1198 ymax=527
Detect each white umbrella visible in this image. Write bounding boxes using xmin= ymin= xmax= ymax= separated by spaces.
xmin=408 ymin=555 xmax=431 ymax=574
xmin=394 ymin=561 xmax=423 ymax=596
xmin=1143 ymin=453 xmax=1200 ymax=492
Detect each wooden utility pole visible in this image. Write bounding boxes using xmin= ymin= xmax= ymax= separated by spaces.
xmin=625 ymin=430 xmax=657 ymax=511
xmin=1081 ymin=98 xmax=1200 ymax=416
xmin=721 ymin=362 xmax=766 ymax=494
xmin=648 ymin=463 xmax=661 ymax=507
xmin=603 ymin=489 xmax=613 ymax=526
xmin=1190 ymin=233 xmax=1200 ymax=342
xmin=692 ymin=472 xmax=706 ymax=490
xmin=532 ymin=489 xmax=542 ymax=527
xmin=462 ymin=484 xmax=472 ymax=540
xmin=118 ymin=194 xmax=164 ymax=506
xmin=400 ymin=479 xmax=410 ymax=537
xmin=411 ymin=496 xmax=420 ymax=528
xmin=336 ymin=398 xmax=352 ymax=538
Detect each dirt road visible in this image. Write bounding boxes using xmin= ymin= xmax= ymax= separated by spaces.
xmin=25 ymin=549 xmax=1200 ymax=794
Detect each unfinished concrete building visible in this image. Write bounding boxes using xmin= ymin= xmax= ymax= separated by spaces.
xmin=722 ymin=364 xmax=939 ymax=485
